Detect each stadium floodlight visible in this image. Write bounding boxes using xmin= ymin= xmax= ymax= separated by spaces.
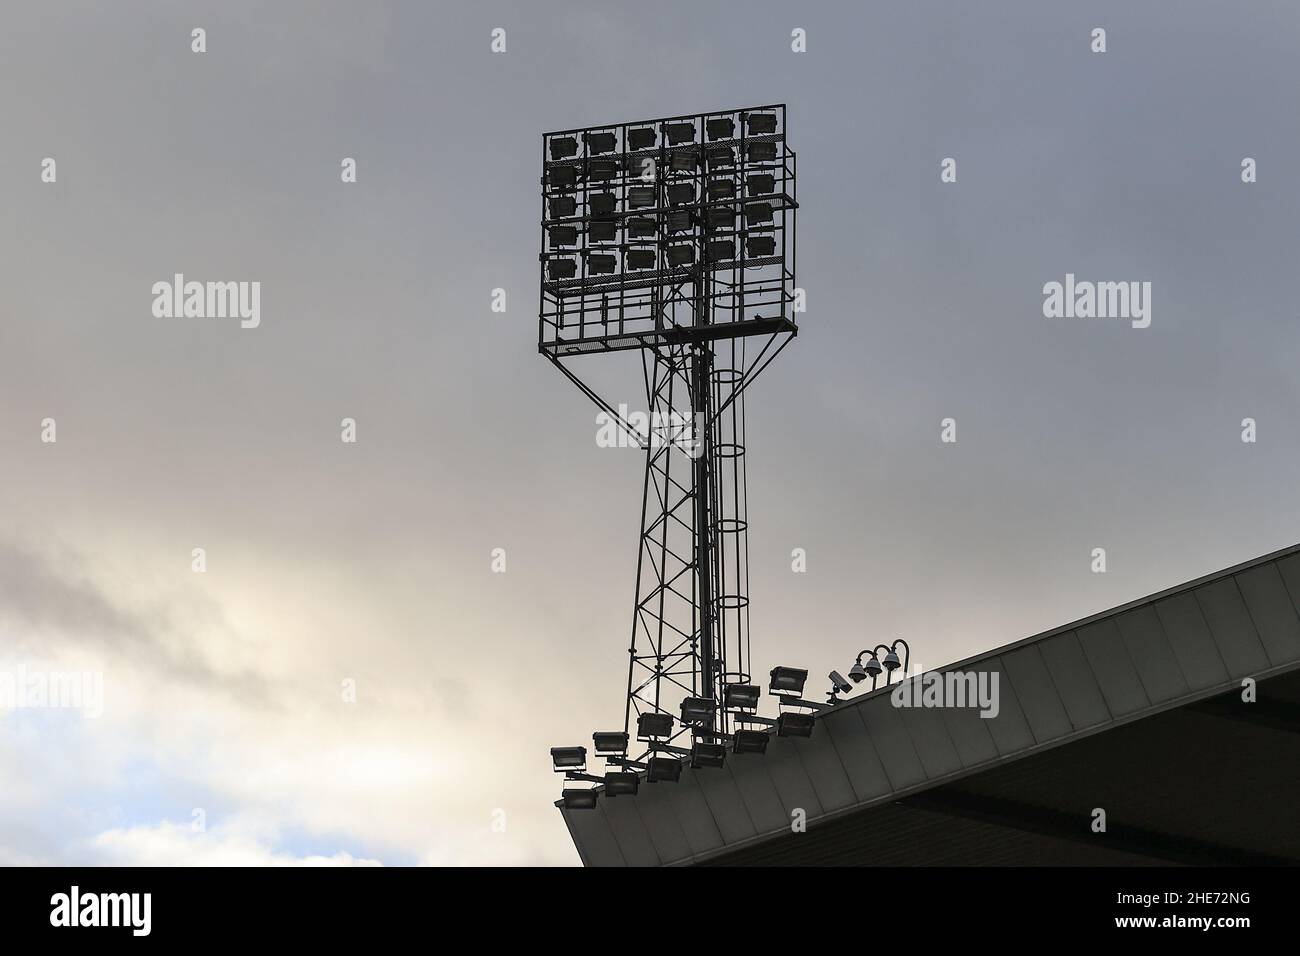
xmin=551 ymin=746 xmax=587 ymax=773
xmin=776 ymin=712 xmax=815 ymax=738
xmin=647 ymin=756 xmax=683 ymax=782
xmin=724 ymin=684 xmax=760 ymax=710
xmin=637 ymin=711 xmax=674 ymax=740
xmin=626 ymin=249 xmax=656 ymax=270
xmin=588 ymin=253 xmax=616 ymax=275
xmin=628 ymin=185 xmax=656 ymax=208
xmin=705 ymin=208 xmax=735 ymax=230
xmin=548 ymin=196 xmax=577 ymax=219
xmin=587 ymin=159 xmax=618 ymax=181
xmin=549 ymin=165 xmax=578 ymax=188
xmin=706 ymin=146 xmax=734 ymax=167
xmin=705 ymin=239 xmax=734 ymax=262
xmin=561 ymin=788 xmax=598 ymax=810
xmin=589 ymin=193 xmax=616 ymax=216
xmin=670 ymin=151 xmax=699 ymax=172
xmin=667 ymin=244 xmax=695 ymax=266
xmin=679 ymin=696 xmax=715 ymax=724
xmin=548 ymin=225 xmax=577 ymax=247
xmin=746 ymin=112 xmax=777 ymax=134
xmin=666 ymin=210 xmax=692 ymax=233
xmin=733 ymin=729 xmax=770 ymax=754
xmin=747 ymin=173 xmax=775 ymax=195
xmin=747 ymin=142 xmax=777 ymax=162
xmin=589 ymin=219 xmax=617 ymax=242
xmin=769 ymin=667 xmax=808 ymax=696
xmin=667 ymin=183 xmax=695 ymax=205
xmin=547 ymin=259 xmax=577 ymax=280
xmin=628 ymin=127 xmax=656 ymax=150
xmin=550 ymin=136 xmax=579 ymax=160
xmin=627 ymin=216 xmax=657 ymax=238
xmin=584 ymin=131 xmax=617 ymax=154
xmin=746 ymin=236 xmax=776 ymax=258
xmin=604 ymin=772 xmax=639 ymax=796
xmin=690 ymin=741 xmax=727 ymax=769
xmin=592 ymin=731 xmax=629 ymax=756
xmin=743 ymin=202 xmax=773 ymax=224
xmin=665 ymin=121 xmax=695 ymax=144
xmin=709 ymin=179 xmax=736 ymax=200
xmin=706 ymin=117 xmax=736 ymax=140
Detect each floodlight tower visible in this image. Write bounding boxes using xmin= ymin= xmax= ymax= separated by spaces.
xmin=539 ymin=106 xmax=798 ymax=771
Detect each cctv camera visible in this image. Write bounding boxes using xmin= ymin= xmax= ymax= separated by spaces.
xmin=829 ymin=670 xmax=853 ymax=694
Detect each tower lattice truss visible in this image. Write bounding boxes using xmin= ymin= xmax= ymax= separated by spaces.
xmin=539 ymin=106 xmax=802 ymax=796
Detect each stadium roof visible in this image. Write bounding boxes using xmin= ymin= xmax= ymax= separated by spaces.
xmin=559 ymin=543 xmax=1300 ymax=865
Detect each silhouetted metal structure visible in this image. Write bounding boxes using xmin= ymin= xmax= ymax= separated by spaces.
xmin=539 ymin=106 xmax=798 ymax=787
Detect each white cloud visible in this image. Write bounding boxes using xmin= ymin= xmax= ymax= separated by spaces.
xmin=88 ymin=821 xmax=381 ymax=867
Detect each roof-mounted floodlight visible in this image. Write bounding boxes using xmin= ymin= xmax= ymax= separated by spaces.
xmin=690 ymin=741 xmax=727 ymax=770
xmin=592 ymin=732 xmax=629 ymax=756
xmin=550 ymin=746 xmax=587 ymax=773
xmin=637 ymin=712 xmax=674 ymax=740
xmin=733 ymin=728 xmax=770 ymax=754
xmin=604 ymin=772 xmax=640 ymax=797
xmin=561 ymin=789 xmax=598 ymax=810
xmin=679 ymin=697 xmax=715 ymax=724
xmin=769 ymin=666 xmax=808 ymax=696
xmin=647 ymin=756 xmax=683 ymax=783
xmin=776 ymin=712 xmax=815 ymax=738
xmin=724 ymin=684 xmax=760 ymax=710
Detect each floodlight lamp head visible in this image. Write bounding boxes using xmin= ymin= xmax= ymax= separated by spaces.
xmin=550 ymin=746 xmax=587 ymax=773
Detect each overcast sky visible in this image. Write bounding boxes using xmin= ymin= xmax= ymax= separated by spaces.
xmin=3 ymin=0 xmax=1299 ymax=866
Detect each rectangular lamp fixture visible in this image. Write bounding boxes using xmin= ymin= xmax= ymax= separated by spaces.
xmin=747 ymin=173 xmax=775 ymax=195
xmin=667 ymin=183 xmax=695 ymax=205
xmin=746 ymin=112 xmax=777 ymax=134
xmin=547 ymin=259 xmax=577 ymax=280
xmin=743 ymin=202 xmax=773 ymax=225
xmin=706 ymin=146 xmax=734 ymax=168
xmin=628 ymin=127 xmax=656 ymax=150
xmin=548 ymin=196 xmax=577 ymax=219
xmin=706 ymin=117 xmax=736 ymax=140
xmin=747 ymin=142 xmax=777 ymax=162
xmin=592 ymin=731 xmax=629 ymax=755
xmin=670 ymin=151 xmax=699 ymax=172
xmin=626 ymin=249 xmax=656 ymax=270
xmin=769 ymin=666 xmax=808 ymax=695
xmin=777 ymin=712 xmax=815 ymax=738
xmin=666 ymin=210 xmax=692 ymax=233
xmin=550 ymin=136 xmax=579 ymax=160
xmin=724 ymin=684 xmax=760 ymax=710
xmin=587 ymin=159 xmax=618 ymax=181
xmin=587 ymin=253 xmax=616 ymax=275
xmin=627 ymin=216 xmax=657 ymax=237
xmin=733 ymin=729 xmax=770 ymax=754
xmin=705 ymin=207 xmax=735 ymax=229
xmin=550 ymin=746 xmax=587 ymax=772
xmin=708 ymin=179 xmax=736 ymax=200
xmin=589 ymin=193 xmax=616 ymax=216
xmin=548 ymin=225 xmax=577 ymax=247
xmin=584 ymin=131 xmax=617 ymax=154
xmin=690 ymin=741 xmax=727 ymax=769
xmin=637 ymin=711 xmax=674 ymax=739
xmin=679 ymin=696 xmax=715 ymax=724
xmin=561 ymin=789 xmax=598 ymax=810
xmin=647 ymin=756 xmax=683 ymax=782
xmin=706 ymin=239 xmax=735 ymax=262
xmin=549 ymin=165 xmax=578 ymax=188
xmin=667 ymin=244 xmax=694 ymax=266
xmin=664 ymin=122 xmax=695 ymax=145
xmin=628 ymin=185 xmax=656 ymax=208
xmin=746 ymin=236 xmax=776 ymax=258
xmin=588 ymin=219 xmax=617 ymax=242
xmin=604 ymin=772 xmax=639 ymax=796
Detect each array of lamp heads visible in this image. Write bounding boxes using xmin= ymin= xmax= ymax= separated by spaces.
xmin=543 ymin=110 xmax=783 ymax=280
